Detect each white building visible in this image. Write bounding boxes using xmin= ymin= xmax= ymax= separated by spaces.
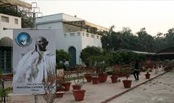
xmin=0 ymin=12 xmax=108 ymax=72
xmin=36 ymin=13 xmax=108 ymax=67
xmin=0 ymin=13 xmax=21 ymax=73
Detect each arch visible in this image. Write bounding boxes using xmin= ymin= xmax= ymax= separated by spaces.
xmin=0 ymin=37 xmax=12 ymax=47
xmin=68 ymin=46 xmax=76 ymax=68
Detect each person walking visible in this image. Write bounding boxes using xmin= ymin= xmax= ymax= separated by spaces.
xmin=133 ymin=59 xmax=140 ymax=81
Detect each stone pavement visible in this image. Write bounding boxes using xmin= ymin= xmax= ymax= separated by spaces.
xmin=107 ymin=69 xmax=174 ymax=103
xmin=7 ymin=68 xmax=165 ymax=103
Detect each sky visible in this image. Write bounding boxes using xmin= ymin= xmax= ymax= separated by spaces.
xmin=22 ymin=0 xmax=174 ymax=36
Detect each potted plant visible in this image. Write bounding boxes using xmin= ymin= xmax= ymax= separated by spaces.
xmin=72 ymin=65 xmax=85 ymax=90
xmin=84 ymin=73 xmax=92 ymax=82
xmin=121 ymin=66 xmax=133 ymax=88
xmin=145 ymin=68 xmax=151 ymax=79
xmin=56 ymin=76 xmax=65 ymax=98
xmin=111 ymin=65 xmax=121 ymax=77
xmin=110 ymin=66 xmax=119 ymax=83
xmin=73 ymin=89 xmax=86 ymax=101
xmin=91 ymin=73 xmax=100 ymax=84
xmin=84 ymin=67 xmax=94 ymax=82
xmin=97 ymin=61 xmax=108 ymax=83
xmin=144 ymin=60 xmax=153 ymax=79
xmin=62 ymin=71 xmax=72 ymax=91
xmin=72 ymin=65 xmax=86 ymax=101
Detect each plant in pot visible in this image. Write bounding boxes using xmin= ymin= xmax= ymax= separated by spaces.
xmin=111 ymin=65 xmax=121 ymax=77
xmin=72 ymin=65 xmax=85 ymax=90
xmin=86 ymin=56 xmax=100 ymax=84
xmin=144 ymin=59 xmax=155 ymax=79
xmin=62 ymin=71 xmax=72 ymax=91
xmin=110 ymin=66 xmax=119 ymax=83
xmin=121 ymin=66 xmax=133 ymax=88
xmin=56 ymin=75 xmax=65 ymax=98
xmin=72 ymin=65 xmax=86 ymax=101
xmin=97 ymin=61 xmax=108 ymax=83
xmin=84 ymin=67 xmax=94 ymax=82
xmin=96 ymin=55 xmax=108 ymax=82
xmin=145 ymin=68 xmax=151 ymax=79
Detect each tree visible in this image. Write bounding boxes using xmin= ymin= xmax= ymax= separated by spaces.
xmin=154 ymin=32 xmax=166 ymax=52
xmin=80 ymin=46 xmax=103 ymax=66
xmin=56 ymin=49 xmax=69 ymax=68
xmin=163 ymin=28 xmax=174 ymax=48
xmin=136 ymin=28 xmax=155 ymax=52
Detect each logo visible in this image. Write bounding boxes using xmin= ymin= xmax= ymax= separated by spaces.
xmin=15 ymin=32 xmax=32 ymax=47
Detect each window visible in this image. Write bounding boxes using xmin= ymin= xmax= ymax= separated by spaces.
xmin=86 ymin=33 xmax=89 ymax=37
xmin=77 ymin=32 xmax=80 ymax=36
xmin=15 ymin=18 xmax=18 ymax=24
xmin=64 ymin=34 xmax=67 ymax=37
xmin=91 ymin=34 xmax=95 ymax=38
xmin=97 ymin=35 xmax=99 ymax=39
xmin=0 ymin=48 xmax=12 ymax=73
xmin=70 ymin=33 xmax=75 ymax=36
xmin=1 ymin=16 xmax=9 ymax=23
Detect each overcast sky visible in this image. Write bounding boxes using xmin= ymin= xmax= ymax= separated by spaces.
xmin=23 ymin=0 xmax=174 ymax=36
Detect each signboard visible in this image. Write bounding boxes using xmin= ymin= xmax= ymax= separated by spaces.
xmin=13 ymin=29 xmax=56 ymax=94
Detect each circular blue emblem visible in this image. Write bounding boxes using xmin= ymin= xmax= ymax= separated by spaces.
xmin=15 ymin=32 xmax=32 ymax=47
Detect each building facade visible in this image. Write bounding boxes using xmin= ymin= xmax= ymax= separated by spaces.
xmin=0 ymin=13 xmax=21 ymax=73
xmin=0 ymin=12 xmax=108 ymax=72
xmin=36 ymin=13 xmax=108 ymax=67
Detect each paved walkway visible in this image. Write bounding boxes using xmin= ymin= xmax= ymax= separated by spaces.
xmin=108 ymin=69 xmax=174 ymax=103
xmin=7 ymin=68 xmax=165 ymax=103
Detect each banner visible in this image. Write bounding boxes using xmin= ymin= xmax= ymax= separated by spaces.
xmin=13 ymin=29 xmax=56 ymax=94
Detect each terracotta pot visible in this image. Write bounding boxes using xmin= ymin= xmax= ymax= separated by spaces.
xmin=73 ymin=89 xmax=85 ymax=101
xmin=84 ymin=74 xmax=92 ymax=82
xmin=92 ymin=77 xmax=99 ymax=84
xmin=122 ymin=80 xmax=132 ymax=88
xmin=62 ymin=82 xmax=71 ymax=91
xmin=111 ymin=76 xmax=118 ymax=83
xmin=117 ymin=72 xmax=123 ymax=77
xmin=145 ymin=73 xmax=150 ymax=79
xmin=98 ymin=73 xmax=108 ymax=83
xmin=72 ymin=85 xmax=81 ymax=90
xmin=56 ymin=91 xmax=64 ymax=98
xmin=56 ymin=87 xmax=65 ymax=92
xmin=112 ymin=73 xmax=118 ymax=77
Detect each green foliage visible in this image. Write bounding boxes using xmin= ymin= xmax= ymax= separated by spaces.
xmin=0 ymin=87 xmax=12 ymax=101
xmin=110 ymin=50 xmax=135 ymax=65
xmin=80 ymin=46 xmax=103 ymax=66
xmin=121 ymin=67 xmax=133 ymax=80
xmin=73 ymin=65 xmax=84 ymax=86
xmin=0 ymin=89 xmax=7 ymax=98
xmin=56 ymin=49 xmax=69 ymax=68
xmin=101 ymin=27 xmax=174 ymax=53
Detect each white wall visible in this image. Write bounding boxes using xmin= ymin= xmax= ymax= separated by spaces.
xmin=36 ymin=13 xmax=103 ymax=65
xmin=0 ymin=13 xmax=21 ymax=39
xmin=63 ymin=31 xmax=83 ymax=64
xmin=36 ymin=13 xmax=63 ymax=25
xmin=82 ymin=32 xmax=102 ymax=49
xmin=62 ymin=13 xmax=82 ymax=21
